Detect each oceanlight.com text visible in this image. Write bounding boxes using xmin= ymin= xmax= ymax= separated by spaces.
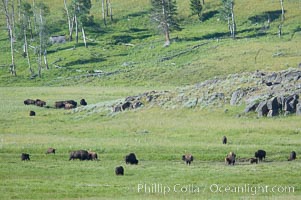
xmin=209 ymin=184 xmax=295 ymax=196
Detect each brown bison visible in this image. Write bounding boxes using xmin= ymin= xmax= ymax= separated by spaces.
xmin=225 ymin=152 xmax=236 ymax=165
xmin=64 ymin=103 xmax=75 ymax=109
xmin=222 ymin=136 xmax=227 ymax=144
xmin=29 ymin=111 xmax=36 ymax=116
xmin=55 ymin=101 xmax=65 ymax=108
xmin=250 ymin=158 xmax=258 ymax=164
xmin=46 ymin=148 xmax=56 ymax=154
xmin=255 ymin=150 xmax=266 ymax=161
xmin=24 ymin=99 xmax=36 ymax=105
xmin=288 ymin=151 xmax=296 ymax=161
xmin=69 ymin=150 xmax=90 ymax=161
xmin=125 ymin=153 xmax=139 ymax=164
xmin=21 ymin=153 xmax=30 ymax=161
xmin=80 ymin=99 xmax=87 ymax=106
xmin=35 ymin=99 xmax=46 ymax=107
xmin=115 ymin=166 xmax=124 ymax=175
xmin=182 ymin=154 xmax=194 ymax=165
xmin=88 ymin=151 xmax=98 ymax=160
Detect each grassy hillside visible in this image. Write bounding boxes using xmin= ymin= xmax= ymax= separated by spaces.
xmin=1 ymin=1 xmax=301 ymax=199
xmin=1 ymin=0 xmax=301 ymax=86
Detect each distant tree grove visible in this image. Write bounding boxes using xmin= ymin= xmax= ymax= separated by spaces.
xmin=0 ymin=0 xmax=286 ymax=76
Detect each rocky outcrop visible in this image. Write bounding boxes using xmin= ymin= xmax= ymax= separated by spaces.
xmin=73 ymin=68 xmax=301 ymax=118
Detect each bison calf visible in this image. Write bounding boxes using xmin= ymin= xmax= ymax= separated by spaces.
xmin=182 ymin=154 xmax=194 ymax=165
xmin=250 ymin=158 xmax=258 ymax=164
xmin=46 ymin=148 xmax=56 ymax=154
xmin=225 ymin=152 xmax=236 ymax=165
xmin=24 ymin=99 xmax=36 ymax=105
xmin=21 ymin=153 xmax=30 ymax=161
xmin=29 ymin=111 xmax=36 ymax=116
xmin=222 ymin=136 xmax=227 ymax=144
xmin=35 ymin=99 xmax=46 ymax=107
xmin=80 ymin=99 xmax=87 ymax=106
xmin=88 ymin=151 xmax=98 ymax=160
xmin=288 ymin=151 xmax=296 ymax=161
xmin=115 ymin=166 xmax=124 ymax=175
xmin=125 ymin=153 xmax=139 ymax=165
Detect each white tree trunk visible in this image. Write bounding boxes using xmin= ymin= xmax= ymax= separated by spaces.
xmin=230 ymin=1 xmax=236 ymax=38
xmin=75 ymin=14 xmax=78 ymax=43
xmin=24 ymin=28 xmax=33 ymax=74
xmin=280 ymin=0 xmax=285 ymax=22
xmin=82 ymin=27 xmax=87 ymax=48
xmin=64 ymin=0 xmax=73 ymax=41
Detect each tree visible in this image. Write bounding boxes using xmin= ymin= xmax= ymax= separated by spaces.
xmin=219 ymin=0 xmax=236 ymax=38
xmin=2 ymin=0 xmax=16 ymax=76
xmin=190 ymin=0 xmax=203 ymax=20
xmin=150 ymin=0 xmax=180 ymax=46
xmin=280 ymin=0 xmax=284 ymax=22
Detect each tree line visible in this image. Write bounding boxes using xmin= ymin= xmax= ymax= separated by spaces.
xmin=1 ymin=0 xmax=286 ymax=77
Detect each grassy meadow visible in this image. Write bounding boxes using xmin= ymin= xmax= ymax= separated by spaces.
xmin=1 ymin=87 xmax=301 ymax=199
xmin=1 ymin=0 xmax=301 ymax=199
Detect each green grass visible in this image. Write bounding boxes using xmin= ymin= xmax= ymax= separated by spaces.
xmin=1 ymin=87 xmax=301 ymax=199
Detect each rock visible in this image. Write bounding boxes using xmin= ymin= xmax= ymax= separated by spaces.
xmin=296 ymin=103 xmax=301 ymax=116
xmin=267 ymin=109 xmax=278 ymax=117
xmin=244 ymin=102 xmax=259 ymax=113
xmin=230 ymin=89 xmax=245 ymax=105
xmin=256 ymin=101 xmax=268 ymax=117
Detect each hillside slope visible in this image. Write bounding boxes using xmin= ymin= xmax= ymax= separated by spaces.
xmin=0 ymin=0 xmax=301 ymax=87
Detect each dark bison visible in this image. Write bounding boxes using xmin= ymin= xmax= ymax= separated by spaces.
xmin=288 ymin=151 xmax=296 ymax=161
xmin=222 ymin=136 xmax=227 ymax=144
xmin=250 ymin=158 xmax=258 ymax=164
xmin=125 ymin=153 xmax=139 ymax=164
xmin=46 ymin=148 xmax=55 ymax=154
xmin=88 ymin=151 xmax=98 ymax=160
xmin=255 ymin=150 xmax=266 ymax=161
xmin=24 ymin=99 xmax=36 ymax=105
xmin=35 ymin=99 xmax=46 ymax=107
xmin=29 ymin=111 xmax=36 ymax=116
xmin=55 ymin=100 xmax=77 ymax=109
xmin=182 ymin=154 xmax=194 ymax=165
xmin=80 ymin=99 xmax=87 ymax=106
xmin=115 ymin=166 xmax=124 ymax=175
xmin=21 ymin=153 xmax=30 ymax=161
xmin=69 ymin=150 xmax=90 ymax=160
xmin=225 ymin=152 xmax=236 ymax=165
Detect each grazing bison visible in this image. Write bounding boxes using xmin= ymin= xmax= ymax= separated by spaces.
xmin=21 ymin=153 xmax=30 ymax=161
xmin=64 ymin=103 xmax=75 ymax=109
xmin=125 ymin=153 xmax=139 ymax=165
xmin=115 ymin=166 xmax=124 ymax=175
xmin=64 ymin=100 xmax=77 ymax=107
xmin=29 ymin=111 xmax=36 ymax=116
xmin=250 ymin=158 xmax=258 ymax=164
xmin=222 ymin=136 xmax=227 ymax=144
xmin=55 ymin=101 xmax=65 ymax=108
xmin=46 ymin=148 xmax=56 ymax=154
xmin=225 ymin=152 xmax=236 ymax=165
xmin=69 ymin=150 xmax=90 ymax=161
xmin=35 ymin=99 xmax=46 ymax=107
xmin=288 ymin=151 xmax=296 ymax=161
xmin=255 ymin=150 xmax=266 ymax=161
xmin=182 ymin=154 xmax=194 ymax=165
xmin=80 ymin=99 xmax=87 ymax=106
xmin=24 ymin=99 xmax=36 ymax=105
xmin=88 ymin=151 xmax=98 ymax=160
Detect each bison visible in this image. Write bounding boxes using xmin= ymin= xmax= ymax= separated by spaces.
xmin=182 ymin=154 xmax=194 ymax=165
xmin=288 ymin=151 xmax=296 ymax=161
xmin=69 ymin=150 xmax=90 ymax=161
xmin=125 ymin=153 xmax=139 ymax=165
xmin=24 ymin=99 xmax=36 ymax=105
xmin=255 ymin=150 xmax=266 ymax=162
xmin=250 ymin=158 xmax=258 ymax=164
xmin=222 ymin=136 xmax=227 ymax=144
xmin=64 ymin=100 xmax=77 ymax=107
xmin=64 ymin=103 xmax=75 ymax=109
xmin=21 ymin=153 xmax=30 ymax=161
xmin=225 ymin=152 xmax=236 ymax=165
xmin=88 ymin=151 xmax=98 ymax=160
xmin=29 ymin=111 xmax=36 ymax=116
xmin=115 ymin=166 xmax=124 ymax=175
xmin=80 ymin=99 xmax=87 ymax=106
xmin=55 ymin=101 xmax=65 ymax=108
xmin=35 ymin=99 xmax=46 ymax=107
xmin=46 ymin=148 xmax=55 ymax=154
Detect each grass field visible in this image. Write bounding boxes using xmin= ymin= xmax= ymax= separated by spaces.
xmin=1 ymin=87 xmax=301 ymax=199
